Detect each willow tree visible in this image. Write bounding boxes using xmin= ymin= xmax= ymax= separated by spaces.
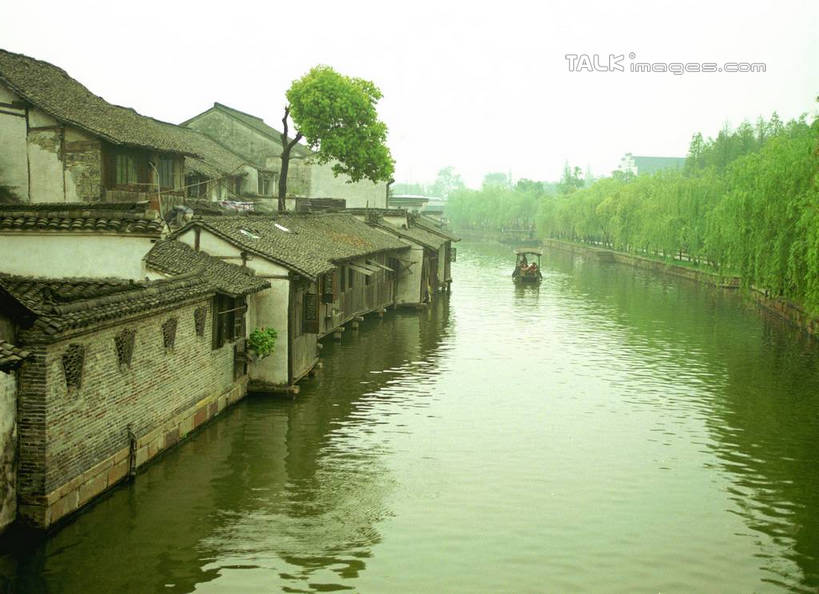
xmin=278 ymin=65 xmax=394 ymax=211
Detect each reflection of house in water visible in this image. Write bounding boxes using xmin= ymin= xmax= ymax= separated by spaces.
xmin=1 ymin=297 xmax=452 ymax=592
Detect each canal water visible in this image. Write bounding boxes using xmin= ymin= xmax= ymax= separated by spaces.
xmin=2 ymin=242 xmax=819 ymax=593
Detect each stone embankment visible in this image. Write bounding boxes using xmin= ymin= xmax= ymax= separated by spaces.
xmin=542 ymin=238 xmax=818 ymax=339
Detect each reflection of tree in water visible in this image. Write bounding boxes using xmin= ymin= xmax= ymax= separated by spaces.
xmin=202 ymin=297 xmax=452 ymax=591
xmin=549 ymin=249 xmax=819 ymax=592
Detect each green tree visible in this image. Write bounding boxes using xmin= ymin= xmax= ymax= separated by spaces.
xmin=428 ymin=166 xmax=465 ymax=198
xmin=278 ymin=65 xmax=395 ymax=211
xmin=557 ymin=163 xmax=584 ymax=195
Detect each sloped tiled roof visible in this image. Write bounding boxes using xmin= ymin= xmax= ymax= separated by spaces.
xmin=373 ymin=222 xmax=444 ymax=251
xmin=175 ymin=213 xmax=410 ymax=279
xmin=178 ymin=128 xmax=249 ymax=177
xmin=0 ymin=339 xmax=29 ymax=371
xmin=414 ymin=217 xmax=460 ymax=242
xmin=0 ymin=204 xmax=164 ymax=235
xmin=0 ymin=273 xmax=214 ymax=336
xmin=145 ymin=240 xmax=270 ymax=297
xmin=0 ymin=49 xmax=194 ymax=154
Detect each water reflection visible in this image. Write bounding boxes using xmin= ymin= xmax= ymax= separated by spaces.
xmin=3 ymin=243 xmax=819 ymax=593
xmin=540 ymin=246 xmax=819 ymax=592
xmin=0 ymin=299 xmax=451 ymax=594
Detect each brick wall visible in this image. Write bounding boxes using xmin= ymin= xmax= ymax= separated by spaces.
xmin=0 ymin=369 xmax=16 ymax=532
xmin=17 ymin=296 xmax=247 ymax=527
xmin=64 ymin=140 xmax=102 ymax=202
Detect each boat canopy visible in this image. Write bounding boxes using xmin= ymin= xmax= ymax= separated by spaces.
xmin=514 ymin=248 xmax=543 ymax=256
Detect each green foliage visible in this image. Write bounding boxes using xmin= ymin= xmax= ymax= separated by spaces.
xmin=557 ymin=163 xmax=584 ymax=195
xmin=536 ymin=114 xmax=819 ymax=315
xmin=287 ymin=65 xmax=394 ymax=184
xmin=248 ymin=327 xmax=278 ymax=359
xmin=393 ymin=167 xmax=465 ymax=199
xmin=446 ymin=178 xmax=550 ymax=235
xmin=428 ymin=166 xmax=465 ymax=198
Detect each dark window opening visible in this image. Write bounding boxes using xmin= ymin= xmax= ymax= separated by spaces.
xmin=194 ymin=306 xmax=208 ymax=337
xmin=62 ymin=344 xmax=86 ymax=390
xmin=162 ymin=318 xmax=178 ymax=350
xmin=159 ymin=157 xmax=174 ymax=189
xmin=115 ymin=154 xmax=137 ymax=185
xmin=303 ymin=291 xmax=319 ymax=334
xmin=114 ymin=328 xmax=136 ymax=367
xmin=212 ymin=295 xmax=245 ymax=350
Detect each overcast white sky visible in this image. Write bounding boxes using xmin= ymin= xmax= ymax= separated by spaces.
xmin=2 ymin=0 xmax=817 ymax=188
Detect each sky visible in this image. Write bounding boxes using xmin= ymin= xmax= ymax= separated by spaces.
xmin=1 ymin=0 xmax=817 ymax=188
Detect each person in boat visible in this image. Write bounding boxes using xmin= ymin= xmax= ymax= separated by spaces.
xmin=517 ymin=254 xmax=528 ymax=276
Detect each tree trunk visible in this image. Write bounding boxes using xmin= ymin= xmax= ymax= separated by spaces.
xmin=278 ymin=143 xmax=291 ymax=213
xmin=278 ymin=105 xmax=303 ymax=213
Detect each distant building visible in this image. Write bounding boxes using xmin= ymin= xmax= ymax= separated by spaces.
xmin=388 ymin=194 xmax=429 ymax=211
xmin=618 ymin=153 xmax=686 ymax=176
xmin=182 ymin=103 xmax=388 ymax=209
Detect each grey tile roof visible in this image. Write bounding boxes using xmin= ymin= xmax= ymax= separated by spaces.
xmin=176 ymin=213 xmax=410 ymax=279
xmin=179 ymin=129 xmax=249 ymax=177
xmin=0 ymin=204 xmax=164 ymax=235
xmin=0 ymin=273 xmax=214 ymax=336
xmin=414 ymin=217 xmax=460 ymax=242
xmin=0 ymin=49 xmax=194 ymax=154
xmin=0 ymin=339 xmax=29 ymax=371
xmin=145 ymin=240 xmax=270 ymax=297
xmin=373 ymin=222 xmax=445 ymax=251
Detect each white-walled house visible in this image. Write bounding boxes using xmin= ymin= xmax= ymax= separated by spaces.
xmin=0 ymin=203 xmax=164 ymax=279
xmin=413 ymin=215 xmax=460 ymax=293
xmin=0 ymin=49 xmax=193 ymax=205
xmin=348 ymin=208 xmax=458 ymax=305
xmin=169 ymin=213 xmax=409 ymax=391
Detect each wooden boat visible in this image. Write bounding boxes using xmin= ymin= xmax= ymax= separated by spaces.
xmin=512 ymin=248 xmax=543 ymax=283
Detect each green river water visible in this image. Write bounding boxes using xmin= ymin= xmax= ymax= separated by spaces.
xmin=2 ymin=242 xmax=818 ymax=593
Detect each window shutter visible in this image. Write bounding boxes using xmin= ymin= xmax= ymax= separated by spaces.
xmin=303 ymin=292 xmax=319 ymax=334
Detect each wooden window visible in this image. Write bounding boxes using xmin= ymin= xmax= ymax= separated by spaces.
xmin=303 ymin=292 xmax=319 ymax=334
xmin=114 ymin=328 xmax=136 ymax=367
xmin=348 ymin=268 xmax=354 ymax=289
xmin=212 ymin=295 xmax=245 ymax=350
xmin=158 ymin=157 xmax=174 ymax=189
xmin=115 ymin=153 xmax=137 ymax=185
xmin=186 ymin=175 xmax=199 ymax=197
xmin=451 ymin=247 xmax=457 ymax=262
xmin=340 ymin=266 xmax=346 ymax=292
xmin=321 ymin=272 xmax=335 ymax=303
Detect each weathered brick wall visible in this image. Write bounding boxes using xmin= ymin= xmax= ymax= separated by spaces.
xmin=16 ymin=348 xmax=47 ymax=521
xmin=64 ymin=140 xmax=102 ymax=202
xmin=15 ymin=296 xmax=243 ymax=526
xmin=0 ymin=369 xmax=17 ymax=532
xmin=40 ymin=298 xmax=234 ymax=494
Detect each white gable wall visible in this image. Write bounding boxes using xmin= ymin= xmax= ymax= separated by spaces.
xmin=175 ymin=227 xmax=293 ymax=386
xmin=0 ymin=234 xmax=155 ymax=279
xmin=0 ymin=84 xmax=29 ymax=201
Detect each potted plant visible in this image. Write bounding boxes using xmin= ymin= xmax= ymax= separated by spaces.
xmin=247 ymin=327 xmax=277 ymax=362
